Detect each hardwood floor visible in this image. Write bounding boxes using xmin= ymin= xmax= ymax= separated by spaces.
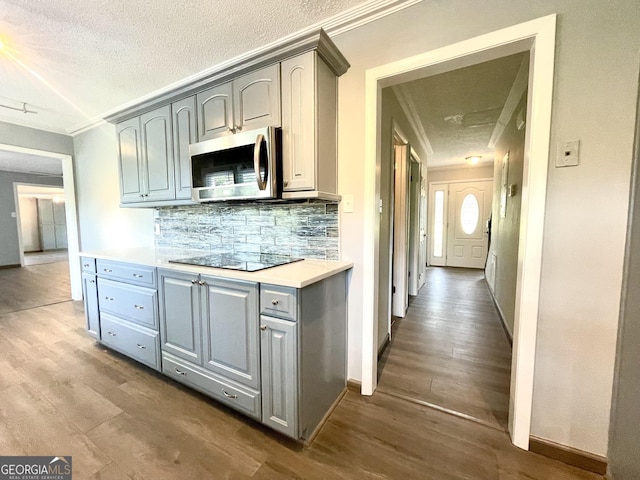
xmin=378 ymin=267 xmax=512 ymax=430
xmin=0 ymin=260 xmax=71 ymax=314
xmin=24 ymin=249 xmax=69 ymax=266
xmin=0 ymin=264 xmax=603 ymax=479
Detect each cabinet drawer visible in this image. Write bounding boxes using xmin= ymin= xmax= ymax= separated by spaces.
xmin=98 ymin=278 xmax=158 ymax=328
xmin=97 ymin=259 xmax=156 ymax=288
xmin=100 ymin=313 xmax=160 ymax=371
xmin=81 ymin=257 xmax=96 ymax=273
xmin=162 ymin=352 xmax=261 ymax=420
xmin=260 ymin=285 xmax=297 ymax=321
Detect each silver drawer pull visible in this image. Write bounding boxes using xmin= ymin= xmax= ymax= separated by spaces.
xmin=132 ymin=273 xmax=144 ymax=278
xmin=105 ymin=296 xmax=114 ymax=301
xmin=107 ymin=331 xmax=116 ymax=336
xmin=271 ymin=299 xmax=279 ymax=306
xmin=175 ymin=368 xmax=186 ymax=376
xmin=103 ymin=268 xmax=113 ymax=272
xmin=134 ymin=305 xmax=144 ymax=310
xmin=136 ymin=343 xmax=146 ymax=349
xmin=221 ymin=389 xmax=237 ymax=399
xmin=198 ymin=280 xmax=206 ymax=286
xmin=83 ymin=263 xmax=90 ymax=267
xmin=89 ymin=280 xmax=95 ymax=284
xmin=260 ymin=325 xmax=267 ymax=331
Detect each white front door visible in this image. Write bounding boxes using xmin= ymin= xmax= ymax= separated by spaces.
xmin=446 ymin=180 xmax=493 ymax=268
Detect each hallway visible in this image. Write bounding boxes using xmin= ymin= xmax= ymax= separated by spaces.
xmin=377 ymin=267 xmax=512 ymax=430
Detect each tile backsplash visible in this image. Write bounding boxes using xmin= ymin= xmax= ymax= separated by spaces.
xmin=154 ymin=202 xmax=340 ymax=260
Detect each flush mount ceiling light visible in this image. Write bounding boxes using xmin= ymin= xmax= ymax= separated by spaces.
xmin=466 ymin=155 xmax=482 ymax=164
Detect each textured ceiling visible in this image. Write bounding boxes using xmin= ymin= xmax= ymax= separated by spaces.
xmin=0 ymin=0 xmax=371 ymax=133
xmin=397 ymin=53 xmax=527 ymax=168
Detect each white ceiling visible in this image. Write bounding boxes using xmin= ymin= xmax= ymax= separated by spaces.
xmin=393 ymin=52 xmax=527 ymax=168
xmin=0 ymin=0 xmax=400 ymax=134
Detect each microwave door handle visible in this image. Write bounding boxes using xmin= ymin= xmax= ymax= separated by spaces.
xmin=253 ymin=133 xmax=267 ymax=190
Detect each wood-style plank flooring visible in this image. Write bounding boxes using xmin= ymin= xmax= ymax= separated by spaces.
xmin=0 ymin=260 xmax=70 ymax=314
xmin=24 ymin=249 xmax=69 ymax=266
xmin=378 ymin=267 xmax=512 ymax=430
xmin=0 ymin=263 xmax=603 ymax=479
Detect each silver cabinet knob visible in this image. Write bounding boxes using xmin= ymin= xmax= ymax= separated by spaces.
xmin=271 ymin=299 xmax=279 ymax=306
xmin=260 ymin=325 xmax=268 ymax=331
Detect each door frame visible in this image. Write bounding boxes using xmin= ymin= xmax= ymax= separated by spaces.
xmin=361 ymin=14 xmax=556 ymax=450
xmin=1 ymin=144 xmax=81 ymax=301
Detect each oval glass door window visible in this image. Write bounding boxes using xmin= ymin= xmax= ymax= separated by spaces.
xmin=460 ymin=194 xmax=479 ymax=234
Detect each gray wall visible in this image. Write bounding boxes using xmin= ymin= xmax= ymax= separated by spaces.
xmin=487 ymin=92 xmax=527 ymax=334
xmin=378 ymin=88 xmax=429 ymax=350
xmin=607 ymin=79 xmax=640 ymax=480
xmin=73 ymin=123 xmax=154 ymax=252
xmin=0 ymin=171 xmax=63 ymax=266
xmin=0 ymin=121 xmax=73 ymax=155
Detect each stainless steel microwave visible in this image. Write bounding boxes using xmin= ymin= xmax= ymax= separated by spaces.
xmin=190 ymin=126 xmax=280 ymax=202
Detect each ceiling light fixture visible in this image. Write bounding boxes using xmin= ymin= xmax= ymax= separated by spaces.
xmin=0 ymin=102 xmax=38 ymax=114
xmin=466 ymin=155 xmax=482 ymax=164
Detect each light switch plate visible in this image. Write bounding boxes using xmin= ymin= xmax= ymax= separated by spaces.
xmin=343 ymin=194 xmax=354 ymax=213
xmin=556 ymin=140 xmax=580 ymax=167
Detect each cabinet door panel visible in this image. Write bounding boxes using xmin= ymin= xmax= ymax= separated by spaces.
xmin=141 ymin=106 xmax=175 ymax=201
xmin=172 ymin=96 xmax=197 ymax=200
xmin=233 ymin=64 xmax=281 ymax=131
xmin=281 ymin=52 xmax=315 ymax=192
xmin=260 ymin=315 xmax=298 ymax=438
xmin=201 ymin=277 xmax=260 ymax=390
xmin=159 ymin=271 xmax=201 ymax=364
xmin=82 ymin=272 xmax=100 ymax=340
xmin=117 ymin=118 xmax=144 ymax=203
xmin=197 ymin=83 xmax=234 ymax=141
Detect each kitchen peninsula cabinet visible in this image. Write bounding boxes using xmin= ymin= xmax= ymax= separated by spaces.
xmin=117 ymin=105 xmax=175 ymax=204
xmin=81 ymin=249 xmax=351 ymax=442
xmin=197 ymin=64 xmax=281 ymax=141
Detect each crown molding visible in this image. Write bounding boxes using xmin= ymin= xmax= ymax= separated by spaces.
xmin=489 ymin=55 xmax=529 ymax=148
xmin=69 ymin=0 xmax=420 ymax=136
xmin=391 ymin=84 xmax=434 ymax=157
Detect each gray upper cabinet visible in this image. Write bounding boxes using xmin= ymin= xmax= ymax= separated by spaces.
xmin=140 ymin=106 xmax=175 ymax=202
xmin=281 ymin=51 xmax=338 ymax=199
xmin=196 ymin=82 xmax=234 ymax=141
xmin=117 ymin=117 xmax=144 ymax=203
xmin=201 ymin=276 xmax=260 ymax=390
xmin=118 ymin=105 xmax=175 ymax=204
xmin=172 ymin=97 xmax=198 ymax=200
xmin=158 ymin=270 xmax=202 ymax=364
xmin=233 ymin=64 xmax=281 ymax=133
xmin=197 ymin=64 xmax=281 ymax=141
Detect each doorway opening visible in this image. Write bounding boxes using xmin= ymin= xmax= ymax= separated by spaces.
xmin=0 ymin=145 xmax=81 ymax=301
xmin=362 ymin=15 xmax=556 ymax=449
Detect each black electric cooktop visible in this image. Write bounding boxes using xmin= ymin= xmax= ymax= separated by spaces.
xmin=168 ymin=254 xmax=303 ymax=272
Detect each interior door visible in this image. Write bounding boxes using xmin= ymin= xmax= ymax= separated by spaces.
xmin=446 ymin=180 xmax=493 ymax=268
xmin=417 ymin=175 xmax=427 ymax=289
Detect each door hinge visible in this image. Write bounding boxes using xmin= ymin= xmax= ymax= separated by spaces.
xmin=392 ymin=286 xmax=396 ymax=294
xmin=408 ymin=272 xmax=411 ymax=277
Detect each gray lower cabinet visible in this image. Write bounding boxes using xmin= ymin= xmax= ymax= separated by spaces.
xmin=82 ymin=272 xmax=100 ymax=340
xmin=158 ymin=269 xmax=261 ymax=417
xmin=82 ymin=258 xmax=161 ymax=371
xmin=260 ymin=315 xmax=298 ymax=437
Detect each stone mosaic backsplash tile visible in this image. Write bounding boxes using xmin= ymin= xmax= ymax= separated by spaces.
xmin=154 ymin=202 xmax=340 ymax=261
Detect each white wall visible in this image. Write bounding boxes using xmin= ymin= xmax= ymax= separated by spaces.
xmin=18 ymin=197 xmax=40 ymax=252
xmin=427 ymin=164 xmax=494 ymax=184
xmin=73 ymin=123 xmax=154 ymax=251
xmin=333 ymin=0 xmax=639 ymax=457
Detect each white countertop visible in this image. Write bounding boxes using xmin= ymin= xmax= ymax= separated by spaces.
xmin=80 ymin=247 xmax=352 ymax=288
